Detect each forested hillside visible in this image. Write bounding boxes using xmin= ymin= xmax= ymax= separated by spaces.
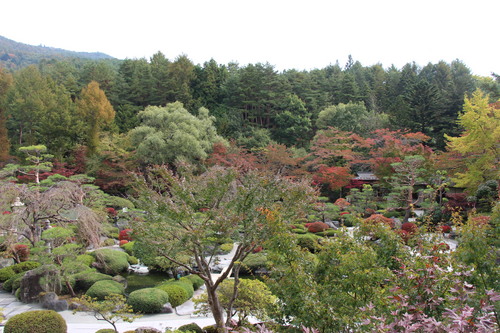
xmin=0 ymin=35 xmax=114 ymax=70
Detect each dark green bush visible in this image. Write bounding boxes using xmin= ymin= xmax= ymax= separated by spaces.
xmin=171 ymin=280 xmax=194 ymax=298
xmin=183 ymin=274 xmax=204 ymax=290
xmin=3 ymin=271 xmax=26 ymax=292
xmin=92 ymin=249 xmax=130 ymax=275
xmin=74 ymin=271 xmax=113 ymax=292
xmin=178 ymin=323 xmax=203 ymax=333
xmin=241 ymin=252 xmax=268 ymax=274
xmin=86 ymin=280 xmax=125 ymax=300
xmin=156 ymin=284 xmax=188 ymax=307
xmin=4 ymin=310 xmax=67 ymax=333
xmin=295 ymin=233 xmax=321 ymax=252
xmin=127 ymin=288 xmax=169 ymax=313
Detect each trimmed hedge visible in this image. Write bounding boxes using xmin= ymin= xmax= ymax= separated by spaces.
xmin=75 ymin=254 xmax=95 ymax=267
xmin=4 ymin=310 xmax=67 ymax=333
xmin=74 ymin=271 xmax=113 ymax=292
xmin=183 ymin=274 xmax=204 ymax=290
xmin=156 ymin=284 xmax=188 ymax=308
xmin=128 ymin=288 xmax=169 ymax=313
xmin=86 ymin=280 xmax=125 ymax=300
xmin=0 ymin=261 xmax=41 ymax=282
xmin=92 ymin=249 xmax=130 ymax=275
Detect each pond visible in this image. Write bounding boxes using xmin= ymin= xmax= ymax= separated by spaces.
xmin=120 ymin=271 xmax=172 ymax=293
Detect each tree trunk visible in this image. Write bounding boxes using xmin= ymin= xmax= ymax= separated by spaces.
xmin=206 ymin=285 xmax=227 ymax=333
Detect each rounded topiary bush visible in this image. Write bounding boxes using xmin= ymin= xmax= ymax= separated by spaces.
xmin=364 ymin=214 xmax=395 ymax=228
xmin=12 ymin=261 xmax=41 ymax=273
xmin=183 ymin=274 xmax=204 ymax=290
xmin=401 ymin=222 xmax=418 ymax=234
xmin=4 ymin=310 xmax=67 ymax=333
xmin=178 ymin=323 xmax=203 ymax=333
xmin=92 ymin=249 xmax=130 ymax=275
xmin=156 ymin=284 xmax=189 ymax=307
xmin=127 ymin=288 xmax=169 ymax=313
xmin=120 ymin=241 xmax=135 ymax=255
xmin=171 ymin=280 xmax=194 ymax=298
xmin=76 ymin=254 xmax=95 ymax=267
xmin=0 ymin=266 xmax=15 ymax=282
xmin=307 ymin=222 xmax=329 ymax=233
xmin=95 ymin=329 xmax=115 ymax=333
xmin=74 ymin=271 xmax=113 ymax=292
xmin=86 ymin=280 xmax=125 ymax=300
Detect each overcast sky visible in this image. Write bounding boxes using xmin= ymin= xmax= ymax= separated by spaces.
xmin=1 ymin=0 xmax=498 ymax=76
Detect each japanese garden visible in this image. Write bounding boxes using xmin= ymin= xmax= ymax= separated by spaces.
xmin=0 ymin=36 xmax=498 ymax=333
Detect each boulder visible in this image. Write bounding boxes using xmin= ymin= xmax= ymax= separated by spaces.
xmin=325 ymin=221 xmax=339 ymax=229
xmin=40 ymin=292 xmax=68 ymax=311
xmin=160 ymin=302 xmax=174 ymax=314
xmin=19 ymin=266 xmax=61 ymax=303
xmin=112 ymin=275 xmax=128 ymax=289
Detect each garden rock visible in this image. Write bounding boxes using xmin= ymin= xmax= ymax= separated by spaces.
xmin=0 ymin=258 xmax=14 ymax=269
xmin=19 ymin=266 xmax=61 ymax=303
xmin=160 ymin=302 xmax=174 ymax=313
xmin=113 ymin=274 xmax=128 ymax=289
xmin=40 ymin=292 xmax=68 ymax=311
xmin=325 ymin=221 xmax=339 ymax=229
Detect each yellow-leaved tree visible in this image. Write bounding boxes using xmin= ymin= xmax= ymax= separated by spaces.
xmin=76 ymin=81 xmax=115 ymax=153
xmin=445 ymin=89 xmax=499 ymax=193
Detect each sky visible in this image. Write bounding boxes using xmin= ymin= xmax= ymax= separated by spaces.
xmin=1 ymin=0 xmax=498 ymax=76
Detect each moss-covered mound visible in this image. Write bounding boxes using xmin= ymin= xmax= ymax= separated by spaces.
xmin=127 ymin=288 xmax=169 ymax=314
xmin=4 ymin=310 xmax=67 ymax=333
xmin=85 ymin=280 xmax=125 ymax=300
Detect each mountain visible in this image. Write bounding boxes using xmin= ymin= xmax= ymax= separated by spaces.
xmin=0 ymin=35 xmax=115 ymax=69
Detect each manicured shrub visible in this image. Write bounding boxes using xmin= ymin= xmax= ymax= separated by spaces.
xmin=178 ymin=323 xmax=203 ymax=333
xmin=119 ymin=228 xmax=133 ymax=241
xmin=401 ymin=222 xmax=418 ymax=234
xmin=171 ymin=280 xmax=194 ymax=298
xmin=12 ymin=261 xmax=41 ymax=273
xmin=86 ymin=280 xmax=125 ymax=300
xmin=92 ymin=249 xmax=130 ymax=275
xmin=364 ymin=214 xmax=395 ymax=228
xmin=4 ymin=310 xmax=67 ymax=333
xmin=119 ymin=240 xmax=129 ymax=246
xmin=307 ymin=221 xmax=329 ymax=233
xmin=3 ymin=272 xmax=26 ymax=292
xmin=100 ymin=238 xmax=115 ymax=247
xmin=296 ymin=233 xmax=321 ymax=252
xmin=156 ymin=284 xmax=189 ymax=307
xmin=74 ymin=271 xmax=113 ymax=291
xmin=128 ymin=255 xmax=139 ymax=265
xmin=121 ymin=240 xmax=135 ymax=255
xmin=127 ymin=288 xmax=169 ymax=313
xmin=95 ymin=329 xmax=115 ymax=333
xmin=0 ymin=266 xmax=15 ymax=282
xmin=76 ymin=254 xmax=95 ymax=267
xmin=291 ymin=228 xmax=307 ymax=234
xmin=203 ymin=325 xmax=218 ymax=333
xmin=334 ymin=198 xmax=350 ymax=210
xmin=241 ymin=252 xmax=268 ymax=274
xmin=183 ymin=275 xmax=204 ymax=290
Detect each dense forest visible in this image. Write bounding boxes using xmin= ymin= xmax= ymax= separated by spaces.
xmin=0 ymin=38 xmax=499 ymax=333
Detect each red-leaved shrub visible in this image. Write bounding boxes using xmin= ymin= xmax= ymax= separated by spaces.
xmin=12 ymin=244 xmax=29 ymax=262
xmin=106 ymin=207 xmax=117 ymax=217
xmin=396 ymin=230 xmax=411 ymax=243
xmin=401 ymin=222 xmax=417 ymax=234
xmin=334 ymin=198 xmax=351 ymax=210
xmin=119 ymin=240 xmax=129 ymax=246
xmin=439 ymin=225 xmax=451 ymax=233
xmin=471 ymin=215 xmax=491 ymax=225
xmin=119 ymin=229 xmax=133 ymax=241
xmin=364 ymin=214 xmax=395 ymax=228
xmin=307 ymin=222 xmax=329 ymax=233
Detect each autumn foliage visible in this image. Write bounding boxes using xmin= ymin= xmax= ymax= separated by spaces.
xmin=118 ymin=229 xmax=133 ymax=241
xmin=363 ymin=214 xmax=395 ymax=228
xmin=307 ymin=222 xmax=329 ymax=233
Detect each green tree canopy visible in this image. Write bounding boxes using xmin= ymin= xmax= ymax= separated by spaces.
xmin=129 ymin=102 xmax=225 ymax=164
